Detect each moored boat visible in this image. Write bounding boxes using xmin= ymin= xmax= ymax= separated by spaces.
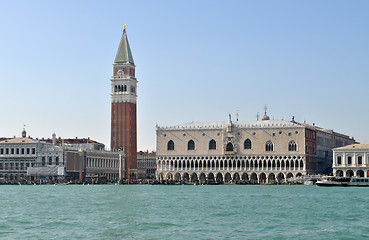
xmin=316 ymin=177 xmax=369 ymax=187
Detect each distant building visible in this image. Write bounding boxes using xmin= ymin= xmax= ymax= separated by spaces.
xmin=29 ymin=134 xmax=125 ymax=183
xmin=0 ymin=130 xmax=39 ymax=182
xmin=43 ymin=135 xmax=105 ymax=150
xmin=333 ymin=144 xmax=369 ymax=178
xmin=137 ymin=151 xmax=156 ymax=179
xmin=156 ymin=112 xmax=356 ymax=183
xmin=64 ymin=148 xmax=124 ymax=183
xmin=0 ymin=129 xmax=125 ymax=183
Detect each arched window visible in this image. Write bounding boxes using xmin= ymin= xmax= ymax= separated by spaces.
xmin=188 ymin=140 xmax=195 ymax=150
xmin=42 ymin=157 xmax=45 ymax=166
xmin=209 ymin=139 xmax=216 ymax=150
xmin=265 ymin=141 xmax=274 ymax=152
xmin=226 ymin=142 xmax=234 ymax=152
xmin=167 ymin=140 xmax=175 ymax=151
xmin=49 ymin=157 xmax=52 ymax=165
xmin=56 ymin=157 xmax=59 ymax=165
xmin=244 ymin=139 xmax=252 ymax=149
xmin=288 ymin=140 xmax=297 ymax=151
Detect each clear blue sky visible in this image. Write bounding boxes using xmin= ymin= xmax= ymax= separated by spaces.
xmin=1 ymin=0 xmax=368 ymax=151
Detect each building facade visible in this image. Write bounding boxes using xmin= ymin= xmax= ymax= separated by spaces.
xmin=0 ymin=130 xmax=125 ymax=183
xmin=333 ymin=144 xmax=369 ymax=178
xmin=156 ymin=114 xmax=356 ymax=184
xmin=110 ymin=25 xmax=137 ymax=179
xmin=65 ymin=148 xmax=124 ymax=183
xmin=0 ymin=133 xmax=38 ymax=182
xmin=28 ymin=135 xmax=125 ymax=183
xmin=137 ymin=151 xmax=156 ymax=180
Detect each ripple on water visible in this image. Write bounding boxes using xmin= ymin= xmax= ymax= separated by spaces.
xmin=1 ymin=185 xmax=369 ymax=239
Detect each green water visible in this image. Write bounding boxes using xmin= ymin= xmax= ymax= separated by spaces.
xmin=0 ymin=185 xmax=368 ymax=239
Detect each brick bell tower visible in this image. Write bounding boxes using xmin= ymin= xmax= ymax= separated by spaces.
xmin=111 ymin=25 xmax=137 ymax=179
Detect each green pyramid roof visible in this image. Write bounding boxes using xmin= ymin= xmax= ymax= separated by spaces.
xmin=114 ymin=28 xmax=134 ymax=64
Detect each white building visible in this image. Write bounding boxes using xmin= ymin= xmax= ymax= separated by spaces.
xmin=156 ymin=113 xmax=356 ymax=184
xmin=333 ymin=144 xmax=369 ymax=178
xmin=0 ymin=130 xmax=124 ymax=183
xmin=0 ymin=136 xmax=38 ymax=182
xmin=137 ymin=151 xmax=156 ymax=179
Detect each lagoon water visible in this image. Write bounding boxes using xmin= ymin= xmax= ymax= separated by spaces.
xmin=0 ymin=185 xmax=368 ymax=239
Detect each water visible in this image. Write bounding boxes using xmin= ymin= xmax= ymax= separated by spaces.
xmin=0 ymin=185 xmax=368 ymax=239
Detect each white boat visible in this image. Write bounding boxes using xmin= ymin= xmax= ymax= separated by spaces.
xmin=316 ymin=177 xmax=369 ymax=187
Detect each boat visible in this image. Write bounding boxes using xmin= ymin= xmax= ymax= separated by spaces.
xmin=316 ymin=177 xmax=369 ymax=187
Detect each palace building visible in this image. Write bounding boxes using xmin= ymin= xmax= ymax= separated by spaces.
xmin=156 ymin=112 xmax=356 ymax=184
xmin=333 ymin=144 xmax=369 ymax=178
xmin=110 ymin=25 xmax=137 ymax=179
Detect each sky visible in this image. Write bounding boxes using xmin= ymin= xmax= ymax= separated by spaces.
xmin=0 ymin=1 xmax=368 ymax=151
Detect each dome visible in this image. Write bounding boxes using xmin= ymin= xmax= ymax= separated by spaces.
xmin=261 ymin=105 xmax=270 ymax=121
xmin=261 ymin=114 xmax=270 ymax=121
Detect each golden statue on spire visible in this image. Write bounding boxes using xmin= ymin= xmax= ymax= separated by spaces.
xmin=124 ymin=24 xmax=126 ymax=29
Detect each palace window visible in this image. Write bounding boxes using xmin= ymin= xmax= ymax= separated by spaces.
xmin=209 ymin=139 xmax=216 ymax=150
xmin=347 ymin=156 xmax=352 ymax=165
xmin=49 ymin=157 xmax=52 ymax=165
xmin=226 ymin=142 xmax=234 ymax=152
xmin=244 ymin=139 xmax=252 ymax=149
xmin=42 ymin=157 xmax=46 ymax=166
xmin=288 ymin=141 xmax=297 ymax=151
xmin=265 ymin=141 xmax=274 ymax=152
xmin=167 ymin=140 xmax=175 ymax=151
xmin=188 ymin=140 xmax=195 ymax=150
xmin=56 ymin=157 xmax=59 ymax=165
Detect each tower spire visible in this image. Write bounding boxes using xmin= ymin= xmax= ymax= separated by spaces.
xmin=261 ymin=104 xmax=270 ymax=121
xmin=114 ymin=25 xmax=134 ymax=64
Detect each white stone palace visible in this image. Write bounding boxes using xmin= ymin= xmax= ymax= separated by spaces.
xmin=156 ymin=112 xmax=356 ymax=184
xmin=333 ymin=144 xmax=369 ymax=178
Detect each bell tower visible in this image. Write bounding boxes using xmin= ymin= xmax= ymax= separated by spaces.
xmin=110 ymin=25 xmax=137 ymax=179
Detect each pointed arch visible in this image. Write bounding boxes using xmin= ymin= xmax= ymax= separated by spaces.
xmin=209 ymin=139 xmax=216 ymax=150
xmin=288 ymin=140 xmax=297 ymax=151
xmin=167 ymin=140 xmax=174 ymax=151
xmin=226 ymin=142 xmax=234 ymax=152
xmin=188 ymin=140 xmax=195 ymax=150
xmin=244 ymin=139 xmax=252 ymax=149
xmin=265 ymin=141 xmax=274 ymax=151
